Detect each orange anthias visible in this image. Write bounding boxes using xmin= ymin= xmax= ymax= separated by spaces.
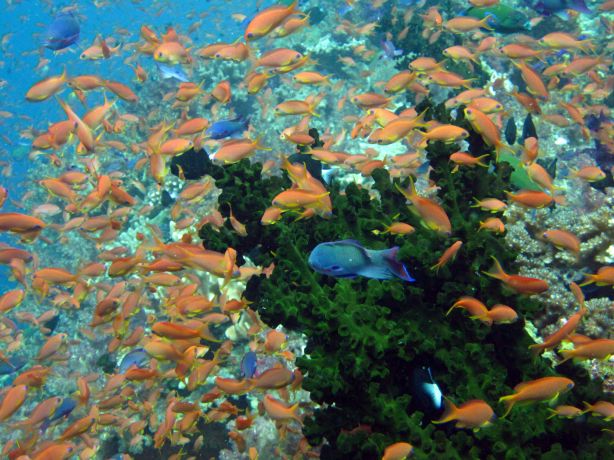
xmin=395 ymin=177 xmax=451 ymax=235
xmin=483 ymin=256 xmax=548 ymax=295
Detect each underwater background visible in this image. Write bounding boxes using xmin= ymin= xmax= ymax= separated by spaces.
xmin=0 ymin=0 xmax=612 ymax=459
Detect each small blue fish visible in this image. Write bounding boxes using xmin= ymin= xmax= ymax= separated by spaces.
xmin=40 ymin=397 xmax=77 ymax=433
xmin=308 ymin=239 xmax=414 ymax=281
xmin=156 ymin=63 xmax=189 ymax=82
xmin=206 ymin=116 xmax=249 ymax=140
xmin=240 ymin=351 xmax=258 ymax=378
xmin=44 ymin=13 xmax=80 ymax=51
xmin=119 ymin=348 xmax=149 ymax=374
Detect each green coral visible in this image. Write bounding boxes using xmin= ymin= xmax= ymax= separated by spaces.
xmin=198 ymin=101 xmax=611 ymax=459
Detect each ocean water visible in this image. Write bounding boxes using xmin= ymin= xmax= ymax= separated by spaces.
xmin=0 ymin=0 xmax=612 ymax=459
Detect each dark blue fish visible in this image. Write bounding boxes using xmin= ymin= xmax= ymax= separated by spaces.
xmin=0 ymin=356 xmax=26 ymax=376
xmin=240 ymin=351 xmax=258 ymax=378
xmin=44 ymin=13 xmax=80 ymax=51
xmin=206 ymin=116 xmax=249 ymax=140
xmin=119 ymin=348 xmax=149 ymax=374
xmin=308 ymin=239 xmax=414 ymax=281
xmin=534 ymin=0 xmax=591 ymax=17
xmin=40 ymin=397 xmax=77 ymax=433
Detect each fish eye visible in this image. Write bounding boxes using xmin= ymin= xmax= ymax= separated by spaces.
xmin=329 ymin=265 xmax=342 ymax=271
xmin=247 ymin=33 xmax=253 ymax=38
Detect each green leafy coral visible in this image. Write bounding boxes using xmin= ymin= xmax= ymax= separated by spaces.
xmin=198 ymin=101 xmax=611 ymax=459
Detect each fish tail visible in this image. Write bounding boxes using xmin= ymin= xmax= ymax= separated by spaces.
xmin=581 ymin=402 xmax=593 ymax=415
xmin=579 ymin=39 xmax=595 ymax=54
xmin=482 ymin=256 xmax=507 ymax=282
xmin=556 ymin=349 xmax=573 ymax=365
xmin=383 ymin=246 xmax=414 ymax=282
xmin=578 ymin=273 xmax=595 ymax=286
xmin=252 ymin=135 xmax=271 ymax=151
xmin=199 ymin=323 xmax=220 ymax=342
xmin=432 ymin=399 xmax=457 ymax=424
xmin=528 ymin=342 xmax=546 ymax=356
xmin=498 ymin=395 xmax=516 ymax=418
xmin=290 ymin=402 xmax=304 ymax=425
xmin=476 ymin=154 xmax=490 ymax=167
xmin=479 ymin=15 xmax=495 ymax=31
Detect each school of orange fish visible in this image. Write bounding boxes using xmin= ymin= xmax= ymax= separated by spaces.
xmin=0 ymin=0 xmax=613 ymax=458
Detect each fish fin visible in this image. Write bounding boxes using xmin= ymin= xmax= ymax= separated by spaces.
xmin=356 ymin=264 xmax=396 ymax=280
xmin=498 ymin=395 xmax=516 ymax=418
xmin=336 ymin=239 xmax=363 ymax=247
xmin=482 ymin=256 xmax=507 ymax=282
xmin=432 ymin=398 xmax=457 ymax=424
xmin=382 ymin=246 xmax=414 ymax=282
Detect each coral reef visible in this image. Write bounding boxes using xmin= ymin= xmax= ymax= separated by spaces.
xmin=198 ymin=101 xmax=612 ymax=459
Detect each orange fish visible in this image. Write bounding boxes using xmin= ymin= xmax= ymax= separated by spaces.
xmin=431 ymin=240 xmax=462 ymax=271
xmin=444 ymin=16 xmax=493 ymax=33
xmin=372 ymin=222 xmax=415 ymax=236
xmin=464 ymin=107 xmax=511 ymax=158
xmin=473 ymin=304 xmax=518 ymax=326
xmin=479 ymin=217 xmax=505 ymax=234
xmin=0 ymin=384 xmax=28 ymax=421
xmin=540 ymin=229 xmax=580 ymax=254
xmin=529 ymin=306 xmax=585 ymax=355
xmin=449 ymin=152 xmax=489 ymax=172
xmin=433 ymin=399 xmax=495 ymax=429
xmin=471 ymin=198 xmax=507 ymax=212
xmin=57 ymin=98 xmax=96 ymax=152
xmin=505 ymin=190 xmax=563 ymax=208
xmin=499 ymin=376 xmax=574 ymax=417
xmin=244 ymin=1 xmax=298 ymax=41
xmin=558 ymin=338 xmax=614 ymax=364
xmin=582 ymin=401 xmax=614 ymax=421
xmin=395 ymin=177 xmax=451 ymax=235
xmin=213 ymin=137 xmax=270 ymax=164
xmin=580 ymin=266 xmax=614 ymax=286
xmin=547 ymin=405 xmax=584 ymax=419
xmin=483 ymin=256 xmax=548 ymax=295
xmin=154 ymin=41 xmax=191 ymax=64
xmin=26 ymin=67 xmax=67 ymax=101
xmin=382 ymin=442 xmax=414 ymax=460
xmin=262 ymin=394 xmax=302 ymax=424
xmin=446 ymin=296 xmax=488 ymax=317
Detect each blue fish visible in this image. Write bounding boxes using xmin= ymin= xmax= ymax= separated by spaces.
xmin=44 ymin=13 xmax=80 ymax=51
xmin=308 ymin=239 xmax=414 ymax=281
xmin=0 ymin=356 xmax=26 ymax=376
xmin=534 ymin=0 xmax=591 ymax=17
xmin=119 ymin=348 xmax=149 ymax=374
xmin=206 ymin=116 xmax=249 ymax=140
xmin=40 ymin=397 xmax=77 ymax=433
xmin=240 ymin=351 xmax=258 ymax=378
xmin=156 ymin=63 xmax=189 ymax=82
